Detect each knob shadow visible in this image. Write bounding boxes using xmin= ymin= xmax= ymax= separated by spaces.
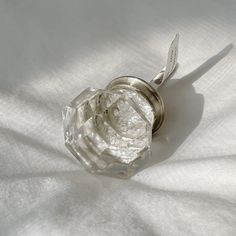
xmin=147 ymin=43 xmax=233 ymax=168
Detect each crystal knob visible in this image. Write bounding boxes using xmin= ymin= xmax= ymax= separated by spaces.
xmin=62 ymin=34 xmax=179 ymax=178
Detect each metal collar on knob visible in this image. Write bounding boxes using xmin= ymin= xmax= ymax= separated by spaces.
xmin=107 ymin=33 xmax=179 ymax=133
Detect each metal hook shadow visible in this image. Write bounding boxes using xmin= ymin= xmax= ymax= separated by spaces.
xmin=146 ymin=43 xmax=233 ymax=169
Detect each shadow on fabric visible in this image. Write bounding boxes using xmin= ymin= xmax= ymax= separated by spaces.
xmin=148 ymin=43 xmax=233 ymax=168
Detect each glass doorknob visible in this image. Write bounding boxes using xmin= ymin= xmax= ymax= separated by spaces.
xmin=62 ymin=34 xmax=179 ymax=178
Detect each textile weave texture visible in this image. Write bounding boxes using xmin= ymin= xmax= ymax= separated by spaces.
xmin=0 ymin=0 xmax=236 ymax=235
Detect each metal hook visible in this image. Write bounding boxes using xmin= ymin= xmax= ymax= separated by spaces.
xmin=150 ymin=33 xmax=179 ymax=90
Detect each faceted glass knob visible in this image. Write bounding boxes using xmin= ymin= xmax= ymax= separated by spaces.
xmin=62 ymin=76 xmax=164 ymax=178
xmin=62 ymin=34 xmax=179 ymax=178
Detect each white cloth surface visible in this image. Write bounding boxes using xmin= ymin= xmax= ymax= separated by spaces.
xmin=0 ymin=0 xmax=236 ymax=235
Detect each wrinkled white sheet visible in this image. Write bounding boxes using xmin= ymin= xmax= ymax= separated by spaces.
xmin=0 ymin=0 xmax=236 ymax=235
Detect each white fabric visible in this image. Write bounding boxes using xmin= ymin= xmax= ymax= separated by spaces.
xmin=1 ymin=1 xmax=236 ymax=235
